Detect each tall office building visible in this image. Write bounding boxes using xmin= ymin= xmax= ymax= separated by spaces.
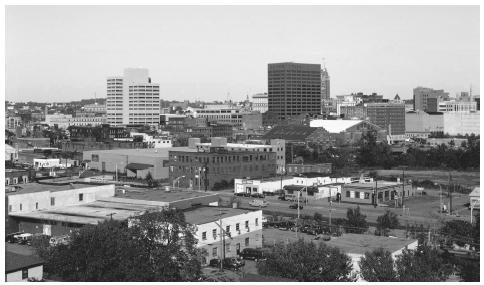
xmin=366 ymin=102 xmax=406 ymax=135
xmin=321 ymin=67 xmax=330 ymax=100
xmin=268 ymin=62 xmax=322 ymax=121
xmin=413 ymin=87 xmax=449 ymax=112
xmin=106 ymin=68 xmax=160 ymax=126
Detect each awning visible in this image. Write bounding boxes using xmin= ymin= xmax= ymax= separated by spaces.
xmin=126 ymin=163 xmax=154 ymax=171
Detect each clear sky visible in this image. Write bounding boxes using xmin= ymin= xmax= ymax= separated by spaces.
xmin=6 ymin=5 xmax=480 ymax=102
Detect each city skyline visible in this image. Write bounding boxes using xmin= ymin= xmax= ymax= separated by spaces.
xmin=6 ymin=5 xmax=480 ymax=103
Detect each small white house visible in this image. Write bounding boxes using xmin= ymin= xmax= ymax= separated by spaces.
xmin=469 ymin=187 xmax=480 ymax=209
xmin=5 ymin=144 xmax=18 ymax=161
xmin=6 ymin=251 xmax=44 ymax=282
xmin=33 ymin=158 xmax=69 ymax=170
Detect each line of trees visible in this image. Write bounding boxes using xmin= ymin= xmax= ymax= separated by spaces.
xmin=33 ymin=210 xmax=203 ymax=282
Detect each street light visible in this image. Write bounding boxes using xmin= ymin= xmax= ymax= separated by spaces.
xmin=173 ymin=175 xmax=186 ymax=188
xmin=435 ymin=182 xmax=442 ymax=216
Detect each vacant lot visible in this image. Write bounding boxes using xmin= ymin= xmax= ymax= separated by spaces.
xmin=376 ymin=169 xmax=480 ymax=188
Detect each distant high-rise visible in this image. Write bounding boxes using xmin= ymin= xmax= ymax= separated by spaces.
xmin=367 ymin=102 xmax=406 ymax=135
xmin=268 ymin=62 xmax=322 ymax=121
xmin=106 ymin=68 xmax=160 ymax=126
xmin=413 ymin=87 xmax=449 ymax=112
xmin=252 ymin=93 xmax=268 ymax=113
xmin=321 ymin=67 xmax=330 ymax=100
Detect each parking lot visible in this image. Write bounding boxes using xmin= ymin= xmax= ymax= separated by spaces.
xmin=219 ymin=188 xmax=475 ymax=227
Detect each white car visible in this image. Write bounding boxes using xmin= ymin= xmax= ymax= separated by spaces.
xmin=249 ymin=199 xmax=268 ymax=207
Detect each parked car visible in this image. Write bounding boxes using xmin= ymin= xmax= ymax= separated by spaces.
xmin=209 ymin=257 xmax=245 ymax=270
xmin=49 ymin=235 xmax=70 ymax=246
xmin=6 ymin=232 xmax=23 ymax=243
xmin=251 ymin=193 xmax=265 ymax=199
xmin=249 ymin=200 xmax=268 ymax=207
xmin=234 ymin=192 xmax=246 ymax=197
xmin=289 ymin=204 xmax=303 ymax=210
xmin=278 ymin=195 xmax=286 ymax=201
xmin=16 ymin=233 xmax=33 ymax=245
xmin=239 ymin=248 xmax=268 ymax=261
xmin=243 ymin=193 xmax=251 ymax=197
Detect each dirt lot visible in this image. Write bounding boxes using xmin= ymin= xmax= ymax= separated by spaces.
xmin=376 ymin=169 xmax=480 ymax=188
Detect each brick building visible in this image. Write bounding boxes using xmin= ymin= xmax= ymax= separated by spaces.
xmin=168 ymin=147 xmax=277 ymax=190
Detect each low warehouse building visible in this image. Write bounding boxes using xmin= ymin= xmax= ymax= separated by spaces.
xmin=341 ymin=181 xmax=414 ymax=205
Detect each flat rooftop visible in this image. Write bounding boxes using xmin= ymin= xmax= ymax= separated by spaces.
xmin=325 ymin=233 xmax=417 ymax=255
xmin=117 ymin=189 xmax=218 ymax=203
xmin=5 ymin=183 xmax=98 ymax=196
xmin=184 ymin=207 xmax=259 ymax=225
xmin=9 ymin=199 xmax=160 ymax=225
xmin=84 ymin=147 xmax=197 ymax=157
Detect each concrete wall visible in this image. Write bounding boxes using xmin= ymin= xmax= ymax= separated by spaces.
xmin=7 ymin=184 xmax=115 ymax=214
xmin=6 ymin=266 xmax=43 ymax=282
xmin=84 ymin=151 xmax=168 ymax=180
xmin=443 ymin=112 xmax=480 ymax=135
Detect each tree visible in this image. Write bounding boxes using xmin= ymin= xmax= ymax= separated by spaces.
xmin=395 ymin=244 xmax=453 ymax=282
xmin=376 ymin=210 xmax=399 ymax=236
xmin=35 ymin=210 xmax=202 ymax=282
xmin=257 ymin=239 xmax=354 ymax=281
xmin=359 ymin=248 xmax=397 ymax=281
xmin=440 ymin=220 xmax=474 ymax=247
xmin=145 ymin=172 xmax=154 ymax=187
xmin=345 ymin=206 xmax=368 ymax=234
xmin=313 ymin=212 xmax=323 ymax=223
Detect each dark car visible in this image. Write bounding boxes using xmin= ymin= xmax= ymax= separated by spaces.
xmin=209 ymin=257 xmax=245 ymax=270
xmin=289 ymin=204 xmax=303 ymax=210
xmin=243 ymin=193 xmax=251 ymax=197
xmin=239 ymin=248 xmax=268 ymax=261
xmin=251 ymin=193 xmax=265 ymax=199
xmin=6 ymin=232 xmax=23 ymax=243
xmin=234 ymin=192 xmax=245 ymax=197
xmin=278 ymin=195 xmax=286 ymax=201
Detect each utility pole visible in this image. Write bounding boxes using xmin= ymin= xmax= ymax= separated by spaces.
xmin=329 ymin=200 xmax=333 ymax=226
xmin=448 ymin=172 xmax=452 ymax=214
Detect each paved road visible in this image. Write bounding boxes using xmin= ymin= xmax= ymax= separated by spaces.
xmin=218 ymin=189 xmax=473 ymax=227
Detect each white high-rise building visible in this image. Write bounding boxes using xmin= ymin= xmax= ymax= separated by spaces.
xmin=106 ymin=68 xmax=160 ymax=126
xmin=252 ymin=93 xmax=268 ymax=113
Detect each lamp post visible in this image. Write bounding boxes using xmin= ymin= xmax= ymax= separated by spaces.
xmin=435 ymin=182 xmax=442 ymax=215
xmin=173 ymin=175 xmax=186 ymax=188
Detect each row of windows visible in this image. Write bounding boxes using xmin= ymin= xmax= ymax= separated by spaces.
xmin=201 ymin=219 xmax=258 ymax=241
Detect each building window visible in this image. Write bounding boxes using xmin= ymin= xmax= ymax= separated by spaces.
xmin=202 ymin=232 xmax=207 ymax=240
xmin=364 ymin=192 xmax=370 ymax=199
xmin=51 ymin=197 xmax=55 ymax=206
xmin=236 ymin=223 xmax=240 ymax=231
xmin=226 ymin=225 xmax=230 ymax=234
xmin=212 ymin=247 xmax=217 ymax=257
xmin=255 ymin=218 xmax=259 ymax=226
xmin=20 ymin=203 xmax=22 ymax=211
xmin=245 ymin=221 xmax=249 ymax=229
xmin=35 ymin=202 xmax=38 ymax=210
xmin=79 ymin=193 xmax=84 ymax=201
xmin=92 ymin=154 xmax=99 ymax=162
xmin=212 ymin=229 xmax=217 ymax=239
xmin=245 ymin=237 xmax=249 ymax=246
xmin=22 ymin=268 xmax=28 ymax=280
xmin=8 ymin=205 xmax=12 ymax=212
xmin=346 ymin=191 xmax=350 ymax=198
xmin=355 ymin=191 xmax=360 ymax=199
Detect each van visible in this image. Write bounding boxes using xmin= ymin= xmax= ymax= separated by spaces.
xmin=238 ymin=248 xmax=268 ymax=261
xmin=16 ymin=233 xmax=33 ymax=245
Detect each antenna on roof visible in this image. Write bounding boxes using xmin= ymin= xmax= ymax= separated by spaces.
xmin=322 ymin=57 xmax=326 ymax=69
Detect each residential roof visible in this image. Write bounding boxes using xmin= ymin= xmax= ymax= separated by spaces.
xmin=184 ymin=207 xmax=261 ymax=225
xmin=6 ymin=251 xmax=44 ymax=273
xmin=309 ymin=120 xmax=363 ymax=133
xmin=126 ymin=163 xmax=154 ymax=171
xmin=325 ymin=233 xmax=417 ymax=255
xmin=469 ymin=187 xmax=480 ymax=197
xmin=262 ymin=125 xmax=318 ymax=141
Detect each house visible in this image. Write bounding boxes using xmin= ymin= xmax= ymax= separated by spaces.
xmin=469 ymin=187 xmax=480 ymax=210
xmin=6 ymin=251 xmax=44 ymax=282
xmin=5 ymin=144 xmax=18 ymax=161
xmin=325 ymin=234 xmax=418 ymax=281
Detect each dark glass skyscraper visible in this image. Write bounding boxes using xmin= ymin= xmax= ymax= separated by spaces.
xmin=268 ymin=62 xmax=322 ymax=121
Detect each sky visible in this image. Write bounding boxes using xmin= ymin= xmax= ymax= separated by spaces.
xmin=5 ymin=5 xmax=480 ymax=103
